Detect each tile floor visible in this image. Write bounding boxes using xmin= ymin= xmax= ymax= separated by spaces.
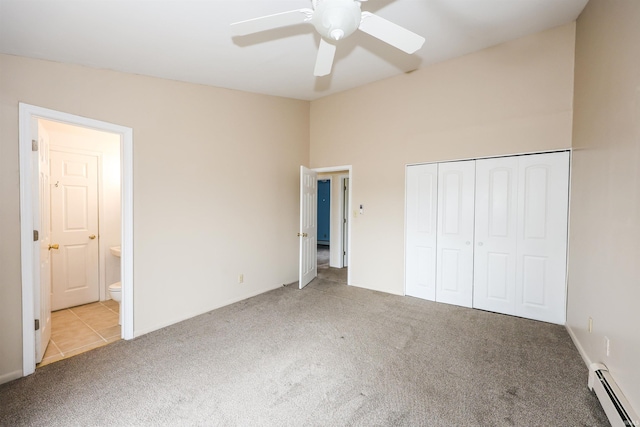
xmin=38 ymin=300 xmax=121 ymax=367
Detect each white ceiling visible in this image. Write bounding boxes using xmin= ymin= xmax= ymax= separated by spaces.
xmin=0 ymin=0 xmax=588 ymax=101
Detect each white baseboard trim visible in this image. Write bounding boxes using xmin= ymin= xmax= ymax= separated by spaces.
xmin=0 ymin=369 xmax=24 ymax=386
xmin=566 ymin=324 xmax=592 ymax=370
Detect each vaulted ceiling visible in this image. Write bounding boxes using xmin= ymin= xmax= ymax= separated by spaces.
xmin=0 ymin=0 xmax=588 ymax=100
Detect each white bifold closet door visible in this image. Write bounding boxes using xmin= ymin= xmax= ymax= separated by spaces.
xmin=514 ymin=152 xmax=569 ymax=324
xmin=405 ymin=163 xmax=438 ymax=300
xmin=473 ymin=156 xmax=519 ymax=316
xmin=472 ymin=152 xmax=569 ymax=323
xmin=405 ymin=151 xmax=570 ymax=324
xmin=435 ymin=160 xmax=475 ymax=308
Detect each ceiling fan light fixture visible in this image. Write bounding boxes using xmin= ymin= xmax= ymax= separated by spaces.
xmin=330 ymin=29 xmax=345 ymax=40
xmin=230 ymin=0 xmax=426 ymax=77
xmin=313 ymin=0 xmax=362 ymax=41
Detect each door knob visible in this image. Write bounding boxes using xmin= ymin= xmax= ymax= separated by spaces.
xmin=89 ymin=234 xmax=96 ymax=239
xmin=297 ymin=233 xmax=308 ymax=237
xmin=48 ymin=244 xmax=59 ymax=250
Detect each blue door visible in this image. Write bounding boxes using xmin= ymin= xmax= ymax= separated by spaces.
xmin=317 ymin=180 xmax=330 ymax=245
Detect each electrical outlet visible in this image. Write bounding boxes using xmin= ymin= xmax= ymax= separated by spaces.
xmin=588 ymin=317 xmax=593 ymax=333
xmin=238 ymin=274 xmax=244 ymax=284
xmin=605 ymin=337 xmax=610 ymax=357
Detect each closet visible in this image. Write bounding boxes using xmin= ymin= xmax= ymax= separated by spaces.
xmin=405 ymin=151 xmax=570 ymax=324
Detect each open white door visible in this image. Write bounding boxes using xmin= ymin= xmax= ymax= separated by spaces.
xmin=299 ymin=166 xmax=317 ymax=289
xmin=33 ymin=119 xmax=52 ymax=363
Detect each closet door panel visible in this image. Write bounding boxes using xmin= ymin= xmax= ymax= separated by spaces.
xmin=436 ymin=161 xmax=475 ymax=308
xmin=473 ymin=157 xmax=518 ymax=315
xmin=405 ymin=164 xmax=438 ymax=300
xmin=515 ymin=152 xmax=569 ymax=324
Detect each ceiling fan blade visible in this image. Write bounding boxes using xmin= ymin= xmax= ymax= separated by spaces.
xmin=358 ymin=11 xmax=425 ymax=54
xmin=230 ymin=8 xmax=313 ymax=37
xmin=314 ymin=38 xmax=337 ymax=77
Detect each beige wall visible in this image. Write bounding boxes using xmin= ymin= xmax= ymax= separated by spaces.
xmin=568 ymin=0 xmax=640 ymax=412
xmin=310 ymin=24 xmax=576 ymax=294
xmin=0 ymin=55 xmax=309 ymax=383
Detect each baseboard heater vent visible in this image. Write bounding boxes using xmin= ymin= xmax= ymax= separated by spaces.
xmin=589 ymin=363 xmax=639 ymax=427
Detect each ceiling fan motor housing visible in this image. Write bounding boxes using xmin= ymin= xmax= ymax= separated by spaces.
xmin=312 ymin=0 xmax=362 ymax=41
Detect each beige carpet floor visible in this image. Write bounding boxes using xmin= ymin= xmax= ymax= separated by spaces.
xmin=0 ymin=275 xmax=609 ymax=426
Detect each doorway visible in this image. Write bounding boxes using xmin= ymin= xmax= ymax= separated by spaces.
xmin=19 ymin=104 xmax=134 ymax=377
xmin=318 ymin=180 xmax=331 ymax=246
xmin=315 ymin=167 xmax=351 ymax=285
xmin=317 ymin=179 xmax=330 ymax=269
xmin=43 ymin=120 xmax=121 ymax=311
xmin=38 ymin=120 xmax=122 ymax=365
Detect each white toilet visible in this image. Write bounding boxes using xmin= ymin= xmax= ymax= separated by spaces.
xmin=108 ymin=282 xmax=122 ymax=325
xmin=108 ymin=281 xmax=121 ymax=302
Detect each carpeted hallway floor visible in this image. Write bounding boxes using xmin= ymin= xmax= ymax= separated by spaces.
xmin=0 ymin=275 xmax=609 ymax=426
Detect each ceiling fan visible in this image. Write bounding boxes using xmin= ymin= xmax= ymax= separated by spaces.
xmin=230 ymin=0 xmax=425 ymax=77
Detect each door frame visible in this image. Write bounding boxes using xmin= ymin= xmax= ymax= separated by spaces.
xmin=18 ymin=103 xmax=134 ymax=376
xmin=313 ymin=165 xmax=352 ymax=285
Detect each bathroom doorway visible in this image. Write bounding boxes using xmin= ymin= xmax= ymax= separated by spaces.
xmin=42 ymin=120 xmax=121 ymax=311
xmin=19 ymin=104 xmax=134 ymax=376
xmin=36 ymin=119 xmax=122 ymax=366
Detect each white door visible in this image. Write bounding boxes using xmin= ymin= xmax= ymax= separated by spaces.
xmin=405 ymin=163 xmax=438 ymax=300
xmin=473 ymin=156 xmax=519 ymax=315
xmin=436 ymin=160 xmax=475 ymax=308
xmin=299 ymin=166 xmax=317 ymax=289
xmin=50 ymin=150 xmax=100 ymax=310
xmin=515 ymin=152 xmax=569 ymax=324
xmin=34 ymin=120 xmax=52 ymax=363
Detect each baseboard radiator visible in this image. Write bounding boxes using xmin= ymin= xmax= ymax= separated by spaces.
xmin=589 ymin=363 xmax=639 ymax=427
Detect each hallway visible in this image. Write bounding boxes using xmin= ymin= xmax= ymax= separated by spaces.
xmin=317 ymin=244 xmax=347 ymax=284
